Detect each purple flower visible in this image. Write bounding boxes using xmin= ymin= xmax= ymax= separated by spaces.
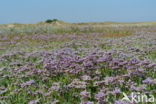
xmin=80 ymin=90 xmax=91 ymax=99
xmin=0 ymin=87 xmax=8 ymax=95
xmin=95 ymin=92 xmax=105 ymax=100
xmin=112 ymin=88 xmax=121 ymax=94
xmin=81 ymin=101 xmax=94 ymax=104
xmin=28 ymin=99 xmax=39 ymax=104
xmin=20 ymin=80 xmax=36 ymax=88
xmin=97 ymin=57 xmax=107 ymax=63
xmin=83 ymin=61 xmax=93 ymax=67
xmin=68 ymin=79 xmax=87 ymax=89
xmin=147 ymin=63 xmax=156 ymax=68
xmin=112 ymin=66 xmax=120 ymax=70
xmin=143 ymin=77 xmax=156 ymax=85
xmin=130 ymin=85 xmax=146 ymax=92
xmin=130 ymin=58 xmax=140 ymax=65
xmin=49 ymin=82 xmax=60 ymax=91
xmin=81 ymin=75 xmax=92 ymax=81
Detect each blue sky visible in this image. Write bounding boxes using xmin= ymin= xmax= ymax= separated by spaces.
xmin=0 ymin=0 xmax=156 ymax=24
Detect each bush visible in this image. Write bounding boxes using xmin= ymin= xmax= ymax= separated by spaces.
xmin=45 ymin=19 xmax=58 ymax=23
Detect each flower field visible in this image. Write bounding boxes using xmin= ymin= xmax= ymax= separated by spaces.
xmin=0 ymin=22 xmax=156 ymax=104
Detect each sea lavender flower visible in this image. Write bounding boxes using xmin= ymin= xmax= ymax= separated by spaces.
xmin=0 ymin=87 xmax=8 ymax=95
xmin=51 ymin=99 xmax=59 ymax=104
xmin=147 ymin=63 xmax=156 ymax=69
xmin=83 ymin=61 xmax=94 ymax=68
xmin=28 ymin=99 xmax=39 ymax=104
xmin=94 ymin=80 xmax=105 ymax=86
xmin=49 ymin=82 xmax=61 ymax=91
xmin=143 ymin=77 xmax=156 ymax=85
xmin=112 ymin=66 xmax=120 ymax=70
xmin=20 ymin=80 xmax=36 ymax=88
xmin=130 ymin=84 xmax=147 ymax=92
xmin=95 ymin=91 xmax=106 ymax=103
xmin=118 ymin=61 xmax=128 ymax=67
xmin=80 ymin=90 xmax=91 ymax=99
xmin=104 ymin=76 xmax=117 ymax=85
xmin=81 ymin=75 xmax=92 ymax=81
xmin=81 ymin=101 xmax=94 ymax=104
xmin=129 ymin=69 xmax=145 ymax=77
xmin=141 ymin=60 xmax=150 ymax=65
xmin=112 ymin=87 xmax=122 ymax=94
xmin=129 ymin=58 xmax=140 ymax=65
xmin=68 ymin=79 xmax=87 ymax=89
xmin=97 ymin=57 xmax=107 ymax=63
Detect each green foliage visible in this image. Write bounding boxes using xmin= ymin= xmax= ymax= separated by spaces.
xmin=45 ymin=19 xmax=58 ymax=23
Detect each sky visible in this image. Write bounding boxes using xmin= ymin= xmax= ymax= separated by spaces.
xmin=0 ymin=0 xmax=156 ymax=24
